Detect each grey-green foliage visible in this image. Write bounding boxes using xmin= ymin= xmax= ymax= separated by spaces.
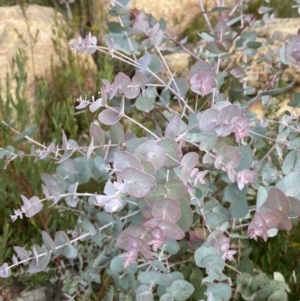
xmin=0 ymin=0 xmax=299 ymax=300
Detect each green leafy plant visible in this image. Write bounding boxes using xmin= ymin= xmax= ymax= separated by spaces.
xmin=2 ymin=0 xmax=300 ymax=300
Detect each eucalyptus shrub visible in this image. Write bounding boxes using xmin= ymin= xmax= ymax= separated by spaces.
xmin=1 ymin=0 xmax=300 ymax=300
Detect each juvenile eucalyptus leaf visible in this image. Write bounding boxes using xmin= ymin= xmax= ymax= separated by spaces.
xmin=198 ymin=109 xmax=219 ymax=132
xmin=89 ymin=123 xmax=105 ymax=146
xmin=42 ymin=231 xmax=56 ymax=253
xmin=176 ymin=198 xmax=193 ymax=232
xmin=13 ymin=124 xmax=37 ymax=143
xmin=166 ymin=280 xmax=194 ymax=301
xmin=158 ymin=221 xmax=185 ymax=240
xmin=158 ymin=138 xmax=182 ymax=169
xmin=206 ymin=283 xmax=231 ymax=301
xmin=98 ymin=106 xmax=122 ymax=125
xmin=0 ymin=263 xmax=11 ymax=278
xmin=276 ymin=171 xmax=300 ymax=198
xmin=266 ymin=188 xmax=291 ymax=213
xmin=20 ymin=195 xmax=43 ymax=218
xmin=135 ymin=96 xmax=155 ymax=112
xmin=55 ymin=231 xmax=78 ymax=259
xmin=28 ymin=245 xmax=51 ymax=274
xmin=114 ymin=151 xmax=143 ymax=172
xmin=171 ymin=77 xmax=189 ymax=98
xmin=138 ymin=271 xmax=172 ymax=286
xmin=287 ymin=196 xmax=300 ymax=218
xmin=14 ymin=246 xmax=29 ymax=263
xmin=121 ymin=167 xmax=155 ymax=198
xmin=151 ymin=198 xmax=180 ymax=222
xmin=134 ymin=141 xmax=166 ymax=170
xmin=136 ymin=285 xmax=153 ymax=301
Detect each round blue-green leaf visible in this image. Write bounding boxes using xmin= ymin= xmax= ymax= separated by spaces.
xmin=235 ymin=145 xmax=253 ymax=172
xmin=230 ymin=199 xmax=249 ymax=218
xmin=135 ymin=96 xmax=155 ymax=112
xmin=152 ymin=198 xmax=180 ymax=222
xmin=121 ymin=167 xmax=156 ymax=198
xmin=176 ymin=198 xmax=193 ymax=233
xmin=110 ymin=256 xmax=125 ymax=274
xmin=205 ymin=212 xmax=228 ymax=227
xmin=136 ymin=285 xmax=153 ymax=301
xmin=158 ymin=138 xmax=182 ymax=169
xmin=114 ymin=151 xmax=142 ymax=172
xmin=165 ymin=239 xmax=180 ymax=255
xmin=138 ymin=271 xmax=172 ymax=286
xmin=134 ymin=141 xmax=166 ymax=170
xmin=195 ymin=242 xmax=225 ymax=269
xmin=276 ymin=171 xmax=300 ymax=198
xmin=206 ymin=283 xmax=231 ymax=301
xmin=160 ymin=294 xmax=174 ymax=301
xmin=287 ymin=196 xmax=300 ymax=218
xmin=28 ymin=245 xmax=51 ymax=274
xmin=166 ymin=280 xmax=194 ymax=301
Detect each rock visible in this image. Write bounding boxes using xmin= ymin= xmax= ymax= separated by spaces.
xmin=0 ymin=4 xmax=97 ymax=111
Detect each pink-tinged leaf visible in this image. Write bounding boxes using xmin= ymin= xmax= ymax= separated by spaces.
xmin=138 ymin=239 xmax=153 ymax=259
xmin=158 ymin=221 xmax=185 ymax=240
xmin=98 ymin=107 xmax=122 ymax=126
xmin=124 ymin=84 xmax=140 ymax=99
xmin=230 ymin=66 xmax=246 ymax=79
xmin=190 ymin=73 xmax=217 ymax=96
xmin=266 ymin=188 xmax=291 ymax=213
xmin=181 ymin=152 xmax=199 ymax=169
xmin=165 ymin=115 xmax=182 ymax=138
xmin=90 ymin=123 xmax=105 ymax=146
xmin=247 ymin=212 xmax=268 ymax=242
xmin=89 ymin=98 xmax=103 ymax=113
xmin=217 ymin=105 xmax=241 ymax=125
xmin=0 ymin=263 xmax=11 ymax=278
xmin=134 ymin=141 xmax=166 ymax=170
xmin=237 ymin=169 xmax=259 ymax=190
xmin=215 ymin=19 xmax=229 ymax=34
xmin=75 ymin=100 xmax=90 ymax=109
xmin=143 ymin=217 xmax=165 ymax=228
xmin=214 ymin=146 xmax=241 ymax=170
xmin=121 ymin=167 xmax=155 ymax=198
xmin=114 ymin=151 xmax=142 ymax=172
xmin=132 ymin=71 xmax=147 ymax=89
xmin=116 ymin=226 xmax=147 ymax=249
xmin=114 ymin=72 xmax=131 ymax=94
xmin=158 ymin=138 xmax=183 ymax=169
xmin=259 ymin=211 xmax=280 ymax=229
xmin=151 ymin=198 xmax=180 ymax=222
xmin=189 ymin=61 xmax=216 ymax=96
xmin=20 ymin=195 xmax=43 ymax=218
xmin=181 ymin=152 xmax=199 ymax=185
xmin=274 ymin=210 xmax=293 ymax=231
xmin=199 ymin=109 xmax=219 ymax=131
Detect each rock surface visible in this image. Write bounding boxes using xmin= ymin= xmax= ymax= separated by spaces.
xmin=0 ymin=4 xmax=97 ymax=111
